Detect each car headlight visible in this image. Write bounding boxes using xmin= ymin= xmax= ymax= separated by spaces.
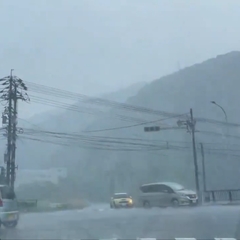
xmin=128 ymin=199 xmax=133 ymax=204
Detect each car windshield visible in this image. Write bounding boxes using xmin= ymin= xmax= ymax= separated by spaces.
xmin=114 ymin=193 xmax=129 ymax=199
xmin=167 ymin=183 xmax=185 ymax=191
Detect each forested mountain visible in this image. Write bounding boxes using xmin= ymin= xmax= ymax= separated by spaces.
xmin=15 ymin=81 xmax=146 ymax=169
xmin=45 ymin=51 xmax=240 ymax=201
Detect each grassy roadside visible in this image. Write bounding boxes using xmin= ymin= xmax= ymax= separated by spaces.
xmin=19 ymin=199 xmax=89 ymax=213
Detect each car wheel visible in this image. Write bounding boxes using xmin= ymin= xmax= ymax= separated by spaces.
xmin=171 ymin=199 xmax=179 ymax=207
xmin=143 ymin=201 xmax=151 ymax=208
xmin=3 ymin=221 xmax=18 ymax=228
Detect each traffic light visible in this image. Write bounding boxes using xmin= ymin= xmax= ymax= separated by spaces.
xmin=144 ymin=126 xmax=160 ymax=132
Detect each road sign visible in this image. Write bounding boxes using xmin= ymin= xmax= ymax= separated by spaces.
xmin=144 ymin=126 xmax=160 ymax=132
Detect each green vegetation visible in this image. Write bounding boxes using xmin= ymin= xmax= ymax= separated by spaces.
xmin=15 ymin=178 xmax=88 ymax=212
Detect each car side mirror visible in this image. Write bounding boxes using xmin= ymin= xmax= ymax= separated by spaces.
xmin=130 ymin=196 xmax=132 ymax=199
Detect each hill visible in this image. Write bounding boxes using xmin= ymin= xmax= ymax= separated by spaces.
xmin=47 ymin=51 xmax=240 ymax=201
xmin=14 ymin=81 xmax=146 ymax=170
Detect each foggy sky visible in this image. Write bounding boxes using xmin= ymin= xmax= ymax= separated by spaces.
xmin=0 ymin=0 xmax=240 ymax=118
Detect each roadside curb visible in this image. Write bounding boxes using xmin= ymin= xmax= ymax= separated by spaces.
xmin=202 ymin=202 xmax=240 ymax=206
xmin=20 ymin=206 xmax=87 ymax=214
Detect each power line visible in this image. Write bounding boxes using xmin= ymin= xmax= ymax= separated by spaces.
xmin=82 ymin=114 xmax=187 ymax=133
xmin=18 ymin=126 xmax=240 ymax=153
xmin=19 ymin=124 xmax=240 ymax=148
xmin=25 ymin=81 xmax=188 ymax=118
xmin=24 ymin=80 xmax=240 ymax=128
xmin=19 ymin=133 xmax=240 ymax=158
xmin=29 ymin=95 xmax=147 ymax=124
xmin=197 ymin=130 xmax=240 ymax=140
xmin=19 ymin=135 xmax=167 ymax=152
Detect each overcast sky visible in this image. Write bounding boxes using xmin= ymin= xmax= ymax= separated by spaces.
xmin=0 ymin=0 xmax=240 ymax=118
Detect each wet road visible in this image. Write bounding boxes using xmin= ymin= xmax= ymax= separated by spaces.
xmin=1 ymin=204 xmax=240 ymax=239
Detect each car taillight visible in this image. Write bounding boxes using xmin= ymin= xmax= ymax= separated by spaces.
xmin=0 ymin=199 xmax=3 ymax=207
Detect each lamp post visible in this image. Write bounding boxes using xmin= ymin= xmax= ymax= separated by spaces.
xmin=211 ymin=101 xmax=228 ymax=123
xmin=211 ymin=101 xmax=228 ymax=158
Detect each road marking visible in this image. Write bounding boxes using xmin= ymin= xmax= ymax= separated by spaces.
xmin=175 ymin=238 xmax=196 ymax=240
xmin=96 ymin=238 xmax=238 ymax=240
xmin=137 ymin=238 xmax=157 ymax=240
xmin=100 ymin=238 xmax=117 ymax=240
xmin=215 ymin=238 xmax=237 ymax=240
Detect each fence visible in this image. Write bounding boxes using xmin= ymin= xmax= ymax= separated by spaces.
xmin=17 ymin=199 xmax=38 ymax=211
xmin=204 ymin=189 xmax=240 ymax=203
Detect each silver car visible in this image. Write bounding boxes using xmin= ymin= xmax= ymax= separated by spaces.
xmin=0 ymin=185 xmax=19 ymax=228
xmin=139 ymin=182 xmax=198 ymax=208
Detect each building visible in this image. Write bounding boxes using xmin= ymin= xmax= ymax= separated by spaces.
xmin=15 ymin=168 xmax=67 ymax=188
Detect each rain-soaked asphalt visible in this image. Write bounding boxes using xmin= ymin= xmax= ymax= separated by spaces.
xmin=1 ymin=204 xmax=240 ymax=239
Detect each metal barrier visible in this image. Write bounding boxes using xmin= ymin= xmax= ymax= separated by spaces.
xmin=204 ymin=189 xmax=240 ymax=202
xmin=17 ymin=199 xmax=38 ymax=209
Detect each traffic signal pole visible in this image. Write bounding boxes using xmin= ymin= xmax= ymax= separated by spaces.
xmin=144 ymin=108 xmax=201 ymax=203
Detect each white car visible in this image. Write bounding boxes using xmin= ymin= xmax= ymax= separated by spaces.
xmin=110 ymin=193 xmax=134 ymax=208
xmin=139 ymin=182 xmax=198 ymax=208
xmin=0 ymin=185 xmax=19 ymax=228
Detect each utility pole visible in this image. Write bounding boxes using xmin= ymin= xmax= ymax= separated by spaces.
xmin=177 ymin=109 xmax=200 ymax=201
xmin=143 ymin=109 xmax=200 ymax=201
xmin=0 ymin=71 xmax=29 ymax=188
xmin=11 ymin=83 xmax=17 ymax=188
xmin=189 ymin=108 xmax=200 ymax=198
xmin=7 ymin=70 xmax=13 ymax=185
xmin=199 ymin=143 xmax=206 ymax=192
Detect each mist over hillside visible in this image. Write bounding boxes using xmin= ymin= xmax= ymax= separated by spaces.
xmin=14 ymin=81 xmax=146 ymax=170
xmin=9 ymin=51 xmax=240 ymax=202
xmin=42 ymin=51 xmax=240 ymax=201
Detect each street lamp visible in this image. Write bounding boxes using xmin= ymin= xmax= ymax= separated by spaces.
xmin=211 ymin=100 xmax=229 ymax=161
xmin=211 ymin=101 xmax=228 ymax=123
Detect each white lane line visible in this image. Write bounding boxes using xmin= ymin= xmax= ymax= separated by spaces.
xmin=215 ymin=238 xmax=237 ymax=240
xmin=137 ymin=238 xmax=157 ymax=240
xmin=175 ymin=238 xmax=197 ymax=240
xmin=99 ymin=239 xmax=117 ymax=240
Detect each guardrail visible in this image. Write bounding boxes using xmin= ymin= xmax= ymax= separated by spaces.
xmin=17 ymin=199 xmax=38 ymax=209
xmin=203 ymin=189 xmax=240 ymax=202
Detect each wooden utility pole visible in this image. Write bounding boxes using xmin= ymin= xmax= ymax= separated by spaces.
xmin=10 ymin=83 xmax=18 ymax=188
xmin=0 ymin=70 xmax=29 ymax=189
xmin=190 ymin=108 xmax=200 ymax=197
xmin=6 ymin=70 xmax=14 ymax=185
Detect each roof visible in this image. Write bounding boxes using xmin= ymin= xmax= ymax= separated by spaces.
xmin=141 ymin=182 xmax=183 ymax=187
xmin=114 ymin=192 xmax=128 ymax=195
